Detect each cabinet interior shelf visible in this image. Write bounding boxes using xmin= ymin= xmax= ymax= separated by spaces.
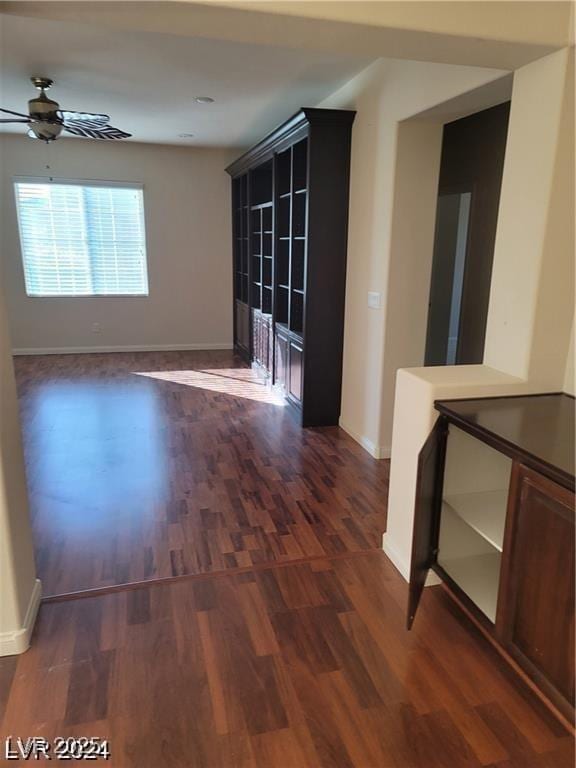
xmin=438 ymin=503 xmax=501 ymax=622
xmin=443 ymin=489 xmax=508 ymax=552
xmin=439 ymin=551 xmax=500 ymax=623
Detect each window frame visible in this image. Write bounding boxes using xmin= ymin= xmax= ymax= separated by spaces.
xmin=13 ymin=176 xmax=150 ymax=299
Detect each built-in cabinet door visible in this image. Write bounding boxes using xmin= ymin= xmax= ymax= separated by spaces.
xmin=288 ymin=339 xmax=303 ymax=403
xmin=499 ymin=464 xmax=575 ymax=721
xmin=407 ymin=417 xmax=448 ymax=629
xmin=274 ymin=328 xmax=288 ymax=391
xmin=252 ymin=310 xmax=261 ymax=364
xmin=235 ymin=300 xmax=250 ymax=351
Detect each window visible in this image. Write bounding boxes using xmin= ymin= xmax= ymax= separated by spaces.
xmin=14 ymin=180 xmax=149 ymax=297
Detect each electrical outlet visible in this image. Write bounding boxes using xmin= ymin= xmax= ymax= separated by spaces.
xmin=92 ymin=322 xmax=101 ymax=334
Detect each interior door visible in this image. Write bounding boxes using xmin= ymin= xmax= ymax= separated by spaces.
xmin=407 ymin=417 xmax=448 ymax=629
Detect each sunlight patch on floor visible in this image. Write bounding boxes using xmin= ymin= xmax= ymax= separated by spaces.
xmin=133 ymin=368 xmax=286 ymax=406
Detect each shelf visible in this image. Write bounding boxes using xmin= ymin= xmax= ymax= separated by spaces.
xmin=278 ymin=284 xmax=289 ymax=290
xmin=294 ymin=188 xmax=307 ymax=195
xmin=438 ymin=502 xmax=501 ymax=623
xmin=443 ymin=489 xmax=508 ymax=552
xmin=438 ymin=552 xmax=501 ymax=623
xmin=251 ymin=202 xmax=273 ymax=210
xmin=292 ymin=288 xmax=304 ymax=295
xmin=279 ymin=192 xmax=291 ymax=199
xmin=264 ymin=230 xmax=273 ymax=235
xmin=279 ymin=237 xmax=290 ymax=241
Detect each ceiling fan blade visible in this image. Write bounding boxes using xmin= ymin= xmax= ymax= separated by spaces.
xmin=64 ymin=123 xmax=131 ymax=140
xmin=1 ymin=107 xmax=31 ymax=119
xmin=60 ymin=110 xmax=110 ymax=127
xmin=0 ymin=118 xmax=31 ymax=123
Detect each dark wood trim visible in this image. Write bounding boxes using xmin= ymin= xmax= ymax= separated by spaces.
xmin=494 ymin=460 xmax=521 ymax=635
xmin=41 ymin=547 xmax=384 ymax=604
xmin=225 ymin=108 xmax=355 ymax=178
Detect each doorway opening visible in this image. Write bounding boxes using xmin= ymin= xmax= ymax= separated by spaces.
xmin=425 ymin=102 xmax=510 ymax=366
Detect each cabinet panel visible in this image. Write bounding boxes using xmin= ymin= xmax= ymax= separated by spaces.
xmin=261 ymin=314 xmax=272 ymax=374
xmin=288 ymin=340 xmax=303 ymax=403
xmin=274 ymin=328 xmax=288 ymax=391
xmin=252 ymin=310 xmax=262 ymax=364
xmin=500 ymin=464 xmax=575 ymax=716
xmin=408 ymin=417 xmax=447 ymax=629
xmin=235 ymin=300 xmax=249 ymax=351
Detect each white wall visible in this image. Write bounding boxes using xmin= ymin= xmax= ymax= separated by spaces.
xmin=0 ymin=281 xmax=39 ymax=654
xmin=484 ymin=48 xmax=574 ymax=386
xmin=318 ymin=58 xmax=508 ymax=457
xmin=0 ymin=135 xmax=234 ymax=353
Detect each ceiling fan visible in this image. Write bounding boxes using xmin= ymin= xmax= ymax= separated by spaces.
xmin=0 ymin=77 xmax=132 ymax=142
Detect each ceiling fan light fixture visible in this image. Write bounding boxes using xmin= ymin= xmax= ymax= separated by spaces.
xmin=1 ymin=76 xmax=131 ymax=142
xmin=194 ymin=96 xmax=214 ymax=104
xmin=29 ymin=120 xmax=63 ymax=142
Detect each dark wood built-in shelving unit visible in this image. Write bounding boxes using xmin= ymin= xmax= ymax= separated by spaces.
xmin=226 ymin=108 xmax=355 ymax=426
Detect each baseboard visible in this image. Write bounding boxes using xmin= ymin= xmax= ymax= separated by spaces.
xmin=0 ymin=578 xmax=42 ymax=656
xmin=382 ymin=532 xmax=440 ymax=586
xmin=12 ymin=343 xmax=234 ymax=356
xmin=382 ymin=532 xmax=410 ymax=580
xmin=338 ymin=419 xmax=391 ymax=459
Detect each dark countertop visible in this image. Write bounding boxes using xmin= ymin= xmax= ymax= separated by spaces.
xmin=435 ymin=393 xmax=575 ymax=490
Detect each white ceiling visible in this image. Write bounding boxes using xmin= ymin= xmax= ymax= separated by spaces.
xmin=0 ymin=13 xmax=373 ymax=147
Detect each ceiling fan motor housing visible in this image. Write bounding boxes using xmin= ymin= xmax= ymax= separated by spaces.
xmin=28 ymin=91 xmax=61 ymax=122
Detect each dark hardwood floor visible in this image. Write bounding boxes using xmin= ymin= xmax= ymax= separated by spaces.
xmin=14 ymin=351 xmax=388 ymax=597
xmin=1 ymin=553 xmax=571 ymax=767
xmin=3 ymin=351 xmax=572 ymax=766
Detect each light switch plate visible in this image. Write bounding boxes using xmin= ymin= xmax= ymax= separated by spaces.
xmin=367 ymin=291 xmax=381 ymax=309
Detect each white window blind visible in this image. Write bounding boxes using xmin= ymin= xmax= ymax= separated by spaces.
xmin=14 ymin=180 xmax=149 ymax=297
